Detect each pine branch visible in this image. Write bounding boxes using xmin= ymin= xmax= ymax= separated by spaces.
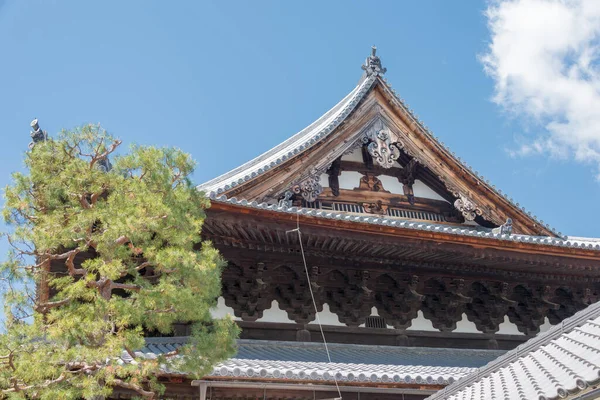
xmin=89 ymin=139 xmax=122 ymax=169
xmin=112 ymin=379 xmax=155 ymax=399
xmin=35 ymin=297 xmax=72 ymax=313
xmin=1 ymin=374 xmax=66 ymax=393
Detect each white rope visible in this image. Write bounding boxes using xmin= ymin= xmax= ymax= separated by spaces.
xmin=287 ymin=213 xmax=342 ymax=400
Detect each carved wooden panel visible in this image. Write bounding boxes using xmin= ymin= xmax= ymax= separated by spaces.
xmin=420 ymin=278 xmax=472 ymax=332
xmin=272 ymin=265 xmax=321 ymax=324
xmin=465 ymin=282 xmax=516 ymax=333
xmin=374 ymin=274 xmax=424 ymax=329
xmin=222 ymin=263 xmax=273 ymax=321
xmin=324 ymin=270 xmax=373 ymax=327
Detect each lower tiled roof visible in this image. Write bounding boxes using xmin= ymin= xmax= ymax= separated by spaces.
xmin=136 ymin=339 xmax=504 ymax=386
xmin=426 ymin=301 xmax=600 ymax=400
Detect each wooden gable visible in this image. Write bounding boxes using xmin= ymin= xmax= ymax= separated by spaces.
xmin=200 ymin=50 xmax=558 ymax=237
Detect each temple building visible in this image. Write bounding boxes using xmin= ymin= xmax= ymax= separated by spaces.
xmin=125 ymin=48 xmax=600 ymax=399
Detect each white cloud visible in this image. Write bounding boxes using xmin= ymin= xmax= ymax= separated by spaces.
xmin=482 ymin=0 xmax=600 ymax=176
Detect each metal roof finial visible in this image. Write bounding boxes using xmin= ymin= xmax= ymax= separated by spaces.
xmin=361 ymin=46 xmax=386 ymax=76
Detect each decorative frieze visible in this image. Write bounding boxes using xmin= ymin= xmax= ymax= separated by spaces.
xmin=220 ymin=262 xmax=589 ymax=335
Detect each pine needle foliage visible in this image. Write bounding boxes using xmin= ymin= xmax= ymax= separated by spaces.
xmin=0 ymin=125 xmax=239 ymax=399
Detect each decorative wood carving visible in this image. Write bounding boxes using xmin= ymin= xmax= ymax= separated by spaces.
xmin=327 ymin=157 xmax=342 ymax=196
xmin=205 ymin=208 xmax=600 ymax=335
xmin=375 ymin=274 xmax=424 ymax=329
xmin=362 ymin=120 xmax=402 ymax=169
xmin=422 ymin=278 xmax=472 ymax=332
xmin=507 ymin=285 xmax=559 ymax=335
xmin=273 ymin=265 xmax=321 ymax=324
xmin=547 ymin=287 xmax=590 ymax=325
xmin=325 ymin=270 xmax=373 ymax=326
xmin=362 ymin=201 xmax=388 ymax=215
xmin=221 ymin=263 xmax=273 ymax=321
xmin=453 ymin=193 xmax=483 ymax=221
xmin=356 ymin=174 xmax=388 ymax=192
xmin=291 ymin=173 xmax=323 ymax=203
xmin=466 ymin=282 xmax=516 ymax=333
xmin=398 ymin=158 xmax=418 ymax=205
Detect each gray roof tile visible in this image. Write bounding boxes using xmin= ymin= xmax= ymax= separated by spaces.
xmin=141 ymin=339 xmax=503 ymax=386
xmin=426 ymin=301 xmax=600 ymax=400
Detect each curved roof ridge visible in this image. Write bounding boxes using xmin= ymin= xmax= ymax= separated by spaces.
xmin=197 ymin=75 xmax=377 ymax=195
xmin=376 ymin=76 xmax=564 ymax=238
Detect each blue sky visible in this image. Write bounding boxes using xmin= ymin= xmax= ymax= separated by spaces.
xmin=1 ymin=0 xmax=599 ymax=253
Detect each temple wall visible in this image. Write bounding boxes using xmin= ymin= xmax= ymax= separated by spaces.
xmin=319 ymin=173 xmax=329 ymax=188
xmin=412 ymin=180 xmax=447 ymax=202
xmin=341 ymin=148 xmax=364 ymax=163
xmin=210 ymin=298 xmax=527 ymax=335
xmin=338 ymin=171 xmax=364 ymax=190
xmin=378 ymin=175 xmax=404 ymax=194
xmin=211 ymin=297 xmax=240 ymax=321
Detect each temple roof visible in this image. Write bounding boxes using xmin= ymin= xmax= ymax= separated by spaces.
xmin=198 ymin=75 xmax=376 ymax=196
xmin=197 ymin=47 xmax=569 ymax=238
xmin=133 ymin=338 xmax=504 ymax=387
xmin=208 ymin=194 xmax=600 ymax=251
xmin=426 ymin=300 xmax=600 ymax=400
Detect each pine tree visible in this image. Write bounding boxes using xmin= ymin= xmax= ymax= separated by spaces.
xmin=0 ymin=124 xmax=238 ymax=399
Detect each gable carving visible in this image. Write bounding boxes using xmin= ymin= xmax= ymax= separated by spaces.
xmin=291 ymin=172 xmax=323 ymax=202
xmin=453 ymin=193 xmax=483 ymax=222
xmin=356 ymin=174 xmax=388 ymax=192
xmin=361 ymin=118 xmax=403 ymax=169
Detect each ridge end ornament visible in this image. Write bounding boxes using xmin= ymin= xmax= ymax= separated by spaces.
xmin=278 ymin=191 xmax=293 ymax=207
xmin=492 ymin=218 xmax=513 ymax=235
xmin=361 ymin=46 xmax=387 ymax=76
xmin=29 ymin=118 xmax=48 ymax=149
xmin=453 ymin=193 xmax=483 ymax=221
xmin=291 ymin=173 xmax=323 ymax=203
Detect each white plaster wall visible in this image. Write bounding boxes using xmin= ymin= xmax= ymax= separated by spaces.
xmin=497 ymin=316 xmax=524 ymax=335
xmin=538 ymin=317 xmax=553 ymax=334
xmin=453 ymin=314 xmax=481 ymax=333
xmin=341 ymin=148 xmax=363 ymax=163
xmin=378 ymin=175 xmax=404 ymax=195
xmin=257 ymin=300 xmax=291 ymax=323
xmin=316 ymin=303 xmax=346 ymax=327
xmin=359 ymin=307 xmax=394 ymax=328
xmin=319 ymin=173 xmax=329 ymax=188
xmin=412 ymin=180 xmax=447 ymax=202
xmin=210 ymin=297 xmax=240 ymax=321
xmin=252 ymin=301 xmax=346 ymax=326
xmin=406 ymin=311 xmax=437 ymax=331
xmin=338 ymin=171 xmax=363 ymax=190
